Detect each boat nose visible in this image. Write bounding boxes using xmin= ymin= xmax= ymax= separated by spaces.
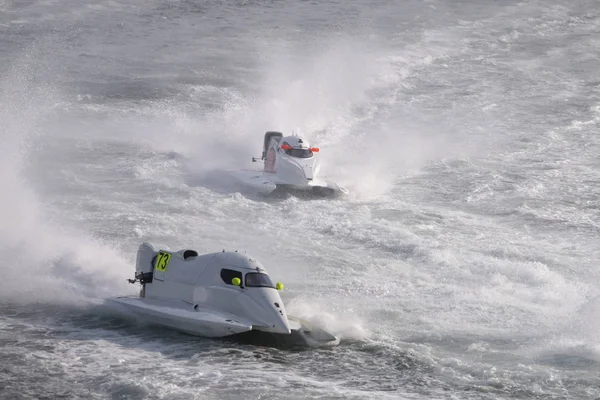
xmin=264 ymin=307 xmax=291 ymax=334
xmin=302 ymin=166 xmax=313 ymax=180
xmin=261 ymin=294 xmax=291 ymax=334
xmin=246 ymin=288 xmax=292 ymax=334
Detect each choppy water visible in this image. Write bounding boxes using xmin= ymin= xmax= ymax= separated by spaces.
xmin=1 ymin=0 xmax=599 ymax=399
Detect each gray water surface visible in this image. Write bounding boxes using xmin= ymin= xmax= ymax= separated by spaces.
xmin=1 ymin=1 xmax=599 ymax=399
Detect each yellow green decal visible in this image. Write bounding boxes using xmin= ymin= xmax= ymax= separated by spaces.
xmin=155 ymin=251 xmax=172 ymax=272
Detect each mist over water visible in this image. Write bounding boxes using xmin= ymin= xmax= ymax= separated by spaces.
xmin=1 ymin=0 xmax=600 ymax=399
xmin=0 ymin=39 xmax=133 ymax=305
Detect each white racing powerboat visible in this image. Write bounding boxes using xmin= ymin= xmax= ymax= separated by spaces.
xmin=231 ymin=131 xmax=348 ymax=197
xmin=106 ymin=243 xmax=340 ymax=348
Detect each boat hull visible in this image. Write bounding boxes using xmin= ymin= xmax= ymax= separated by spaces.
xmin=106 ymin=296 xmax=253 ymax=338
xmin=105 ymin=296 xmax=340 ymax=347
xmin=229 ymin=170 xmax=347 ymax=198
xmin=233 ymin=316 xmax=340 ymax=348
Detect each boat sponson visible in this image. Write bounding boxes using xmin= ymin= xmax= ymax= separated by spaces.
xmin=106 ymin=296 xmax=253 ymax=338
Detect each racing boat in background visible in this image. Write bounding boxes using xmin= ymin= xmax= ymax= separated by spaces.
xmin=106 ymin=243 xmax=340 ymax=348
xmin=231 ymin=131 xmax=348 ymax=197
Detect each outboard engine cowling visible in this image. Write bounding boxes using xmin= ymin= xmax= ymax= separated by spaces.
xmin=263 ymin=131 xmax=283 ymax=158
xmin=135 ymin=242 xmax=157 ymax=284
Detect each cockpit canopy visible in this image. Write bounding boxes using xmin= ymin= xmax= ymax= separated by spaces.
xmin=220 ymin=268 xmax=275 ymax=288
xmin=280 ymin=135 xmax=318 ymax=159
xmin=282 ymin=143 xmax=314 ymax=158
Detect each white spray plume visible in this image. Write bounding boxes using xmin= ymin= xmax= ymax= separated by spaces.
xmin=128 ymin=35 xmax=488 ymax=200
xmin=285 ymin=298 xmax=370 ymax=341
xmin=0 ymin=41 xmax=134 ymax=306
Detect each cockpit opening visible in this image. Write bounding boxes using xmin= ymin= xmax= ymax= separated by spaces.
xmin=221 ymin=268 xmax=243 ymax=285
xmin=183 ymin=250 xmax=198 ymax=259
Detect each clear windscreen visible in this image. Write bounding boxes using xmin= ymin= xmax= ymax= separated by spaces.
xmin=245 ymin=272 xmax=275 ymax=288
xmin=284 ymin=148 xmax=313 ymax=158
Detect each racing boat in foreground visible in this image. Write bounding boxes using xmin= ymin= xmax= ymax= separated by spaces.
xmin=231 ymin=131 xmax=348 ymax=197
xmin=106 ymin=243 xmax=339 ymax=348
